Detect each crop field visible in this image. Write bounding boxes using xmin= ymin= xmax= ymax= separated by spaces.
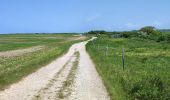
xmin=87 ymin=36 xmax=170 ymax=100
xmin=0 ymin=34 xmax=87 ymax=90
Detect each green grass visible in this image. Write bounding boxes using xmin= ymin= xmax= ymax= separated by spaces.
xmin=0 ymin=34 xmax=87 ymax=90
xmin=87 ymin=37 xmax=170 ymax=100
xmin=0 ymin=34 xmax=75 ymax=51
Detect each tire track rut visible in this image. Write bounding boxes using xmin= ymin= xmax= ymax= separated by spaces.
xmin=32 ymin=51 xmax=79 ymax=100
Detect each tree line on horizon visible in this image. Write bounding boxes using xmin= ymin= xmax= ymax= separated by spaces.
xmin=87 ymin=26 xmax=170 ymax=43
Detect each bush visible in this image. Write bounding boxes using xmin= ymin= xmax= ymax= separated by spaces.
xmin=157 ymin=35 xmax=166 ymax=42
xmin=140 ymin=26 xmax=156 ymax=35
xmin=122 ymin=32 xmax=130 ymax=38
xmin=129 ymin=76 xmax=168 ymax=100
xmin=166 ymin=34 xmax=170 ymax=43
xmin=122 ymin=32 xmax=139 ymax=38
xmin=139 ymin=26 xmax=161 ymax=39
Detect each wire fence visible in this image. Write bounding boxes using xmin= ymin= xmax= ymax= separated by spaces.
xmin=89 ymin=39 xmax=125 ymax=70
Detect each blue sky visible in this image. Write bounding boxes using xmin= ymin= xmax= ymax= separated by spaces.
xmin=0 ymin=0 xmax=170 ymax=33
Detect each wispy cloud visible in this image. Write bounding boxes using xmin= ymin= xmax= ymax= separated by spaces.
xmin=85 ymin=14 xmax=102 ymax=22
xmin=152 ymin=21 xmax=162 ymax=27
xmin=125 ymin=22 xmax=139 ymax=29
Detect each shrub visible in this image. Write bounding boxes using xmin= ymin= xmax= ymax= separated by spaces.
xmin=122 ymin=32 xmax=130 ymax=38
xmin=140 ymin=26 xmax=161 ymax=37
xmin=157 ymin=35 xmax=166 ymax=42
xmin=166 ymin=34 xmax=170 ymax=43
xmin=122 ymin=32 xmax=139 ymax=38
xmin=140 ymin=26 xmax=156 ymax=35
xmin=129 ymin=76 xmax=167 ymax=100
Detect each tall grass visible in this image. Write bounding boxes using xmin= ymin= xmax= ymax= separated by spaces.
xmin=87 ymin=37 xmax=170 ymax=100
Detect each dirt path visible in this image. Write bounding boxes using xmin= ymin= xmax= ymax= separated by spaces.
xmin=0 ymin=45 xmax=45 ymax=58
xmin=0 ymin=37 xmax=110 ymax=100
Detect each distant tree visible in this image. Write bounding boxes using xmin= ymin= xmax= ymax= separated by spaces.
xmin=140 ymin=26 xmax=156 ymax=35
xmin=140 ymin=26 xmax=162 ymax=36
xmin=87 ymin=30 xmax=106 ymax=35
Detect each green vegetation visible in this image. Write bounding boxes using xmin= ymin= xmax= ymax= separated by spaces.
xmin=0 ymin=34 xmax=77 ymax=51
xmin=159 ymin=29 xmax=170 ymax=33
xmin=87 ymin=26 xmax=170 ymax=43
xmin=139 ymin=26 xmax=159 ymax=35
xmin=0 ymin=34 xmax=87 ymax=90
xmin=87 ymin=36 xmax=170 ymax=100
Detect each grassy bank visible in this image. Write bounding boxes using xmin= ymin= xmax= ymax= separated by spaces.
xmin=0 ymin=34 xmax=87 ymax=90
xmin=86 ymin=36 xmax=170 ymax=100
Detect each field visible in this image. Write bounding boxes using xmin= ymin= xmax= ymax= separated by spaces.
xmin=87 ymin=36 xmax=170 ymax=100
xmin=0 ymin=34 xmax=87 ymax=90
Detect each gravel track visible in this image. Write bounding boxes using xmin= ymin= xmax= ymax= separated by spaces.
xmin=0 ymin=37 xmax=110 ymax=100
xmin=32 ymin=52 xmax=78 ymax=100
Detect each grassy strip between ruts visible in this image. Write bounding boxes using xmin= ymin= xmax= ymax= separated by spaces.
xmin=58 ymin=51 xmax=80 ymax=99
xmin=86 ymin=36 xmax=170 ymax=100
xmin=0 ymin=34 xmax=88 ymax=90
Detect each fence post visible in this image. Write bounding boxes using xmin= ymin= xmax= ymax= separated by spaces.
xmin=104 ymin=47 xmax=106 ymax=56
xmin=92 ymin=40 xmax=95 ymax=47
xmin=97 ymin=44 xmax=99 ymax=51
xmin=104 ymin=45 xmax=109 ymax=56
xmin=122 ymin=48 xmax=125 ymax=70
xmin=106 ymin=45 xmax=108 ymax=56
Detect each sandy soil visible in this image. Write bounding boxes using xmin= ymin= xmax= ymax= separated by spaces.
xmin=0 ymin=37 xmax=110 ymax=100
xmin=0 ymin=46 xmax=45 ymax=58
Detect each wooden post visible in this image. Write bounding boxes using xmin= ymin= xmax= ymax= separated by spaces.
xmin=104 ymin=47 xmax=105 ymax=56
xmin=122 ymin=48 xmax=125 ymax=70
xmin=97 ymin=44 xmax=99 ymax=51
xmin=92 ymin=40 xmax=95 ymax=47
xmin=106 ymin=45 xmax=108 ymax=56
xmin=104 ymin=45 xmax=109 ymax=56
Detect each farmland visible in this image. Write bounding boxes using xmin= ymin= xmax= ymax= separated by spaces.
xmin=0 ymin=34 xmax=87 ymax=90
xmin=87 ymin=36 xmax=170 ymax=100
